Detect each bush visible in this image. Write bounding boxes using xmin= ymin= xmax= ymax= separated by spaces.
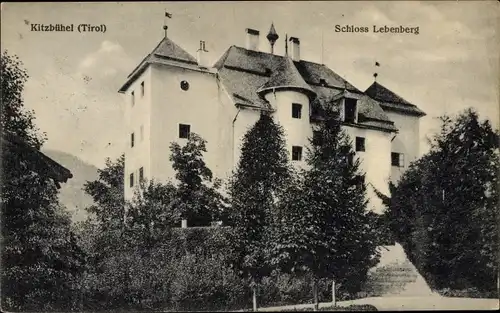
xmin=170 ymin=254 xmax=248 ymax=311
xmin=81 ymin=226 xmax=371 ymax=311
xmin=437 ymin=288 xmax=498 ymax=299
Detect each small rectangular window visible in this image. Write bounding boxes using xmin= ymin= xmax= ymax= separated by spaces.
xmin=292 ymin=146 xmax=303 ymax=161
xmin=344 ymin=98 xmax=357 ymax=123
xmin=140 ymin=81 xmax=145 ymax=97
xmin=312 ymin=131 xmax=322 ymax=146
xmin=130 ymin=173 xmax=134 ymax=188
xmin=131 ymin=91 xmax=135 ymax=106
xmin=292 ymin=103 xmax=302 ymax=119
xmin=131 ymin=132 xmax=135 ymax=148
xmin=391 ymin=152 xmax=404 ymax=167
xmin=179 ymin=124 xmax=191 ymax=139
xmin=139 ymin=167 xmax=144 ymax=182
xmin=356 ymin=137 xmax=365 ymax=152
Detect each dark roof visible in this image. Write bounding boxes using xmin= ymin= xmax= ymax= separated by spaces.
xmin=119 ymin=36 xmax=197 ymax=92
xmin=257 ymin=56 xmax=315 ymax=99
xmin=2 ymin=132 xmax=72 ymax=187
xmin=214 ymin=46 xmax=396 ymax=132
xmin=365 ymin=81 xmax=426 ymax=117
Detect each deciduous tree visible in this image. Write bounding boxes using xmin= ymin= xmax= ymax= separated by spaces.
xmin=1 ymin=50 xmax=84 ymax=311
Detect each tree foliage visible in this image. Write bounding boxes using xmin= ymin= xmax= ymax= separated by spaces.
xmin=169 ymin=133 xmax=226 ymax=226
xmin=268 ymin=108 xmax=379 ymax=299
xmin=83 ymin=154 xmax=125 ymax=232
xmin=1 ymin=50 xmax=84 ymax=311
xmin=385 ymin=108 xmax=499 ymax=294
xmin=227 ymin=112 xmax=292 ymax=282
xmin=1 ymin=50 xmax=45 ymax=149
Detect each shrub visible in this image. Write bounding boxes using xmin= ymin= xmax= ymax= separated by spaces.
xmin=170 ymin=254 xmax=248 ymax=311
xmin=437 ymin=288 xmax=498 ymax=299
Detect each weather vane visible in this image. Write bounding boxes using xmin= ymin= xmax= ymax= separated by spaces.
xmin=374 ymin=61 xmax=380 ymax=81
xmin=164 ymin=10 xmax=172 ymax=38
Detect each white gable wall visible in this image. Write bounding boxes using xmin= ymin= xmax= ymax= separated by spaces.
xmin=344 ymin=125 xmax=393 ymax=214
xmin=385 ymin=111 xmax=421 ymax=183
xmin=123 ymin=67 xmax=152 ymax=200
xmin=148 ymin=64 xmax=236 ymax=193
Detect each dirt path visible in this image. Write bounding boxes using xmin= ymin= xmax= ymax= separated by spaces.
xmin=255 ymin=296 xmax=498 ymax=311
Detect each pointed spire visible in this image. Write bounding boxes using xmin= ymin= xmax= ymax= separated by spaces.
xmin=267 ymin=23 xmax=279 ymax=54
xmin=257 ymin=56 xmax=315 ymax=100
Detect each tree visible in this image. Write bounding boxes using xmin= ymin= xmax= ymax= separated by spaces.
xmin=80 ymin=157 xmax=180 ymax=309
xmin=1 ymin=50 xmax=84 ymax=311
xmin=268 ymin=108 xmax=379 ymax=310
xmin=126 ymin=179 xmax=180 ymax=249
xmin=83 ymin=154 xmax=125 ymax=232
xmin=384 ymin=108 xmax=499 ymax=295
xmin=169 ymin=133 xmax=225 ymax=226
xmin=227 ymin=112 xmax=292 ymax=311
xmin=1 ymin=50 xmax=45 ymax=149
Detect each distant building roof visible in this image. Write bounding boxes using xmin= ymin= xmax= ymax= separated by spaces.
xmin=119 ymin=36 xmax=198 ymax=93
xmin=214 ymin=45 xmax=397 ymax=132
xmin=2 ymin=132 xmax=72 ymax=187
xmin=365 ymin=81 xmax=426 ymax=117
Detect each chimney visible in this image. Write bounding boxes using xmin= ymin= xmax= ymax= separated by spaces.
xmin=197 ymin=40 xmax=209 ymax=68
xmin=289 ymin=37 xmax=300 ymax=61
xmin=245 ymin=28 xmax=260 ymax=51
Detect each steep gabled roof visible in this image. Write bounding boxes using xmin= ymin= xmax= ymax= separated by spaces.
xmin=2 ymin=132 xmax=72 ymax=187
xmin=119 ymin=36 xmax=197 ymax=92
xmin=365 ymin=81 xmax=426 ymax=117
xmin=257 ymin=56 xmax=315 ymax=99
xmin=214 ymin=45 xmax=397 ymax=132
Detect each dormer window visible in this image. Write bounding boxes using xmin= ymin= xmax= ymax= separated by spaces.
xmin=344 ymin=98 xmax=358 ymax=123
xmin=319 ymin=78 xmax=327 ymax=86
xmin=292 ymin=103 xmax=302 ymax=119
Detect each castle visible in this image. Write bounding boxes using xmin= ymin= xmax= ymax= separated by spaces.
xmin=118 ymin=24 xmax=426 ymax=213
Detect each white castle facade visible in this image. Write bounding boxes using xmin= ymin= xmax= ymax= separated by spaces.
xmin=118 ymin=24 xmax=426 ymax=214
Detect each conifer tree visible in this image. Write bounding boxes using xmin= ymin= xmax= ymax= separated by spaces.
xmin=269 ymin=107 xmax=379 ymax=309
xmin=227 ymin=112 xmax=292 ymax=311
xmin=385 ymin=108 xmax=499 ymax=295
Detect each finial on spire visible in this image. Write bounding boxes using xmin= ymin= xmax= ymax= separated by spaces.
xmin=164 ymin=10 xmax=172 ymax=38
xmin=266 ymin=23 xmax=279 ymax=54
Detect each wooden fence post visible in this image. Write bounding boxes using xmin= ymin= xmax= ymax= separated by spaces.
xmin=332 ymin=280 xmax=336 ymax=306
xmin=252 ymin=280 xmax=258 ymax=312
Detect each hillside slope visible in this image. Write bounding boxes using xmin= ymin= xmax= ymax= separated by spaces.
xmin=43 ymin=149 xmax=98 ymax=223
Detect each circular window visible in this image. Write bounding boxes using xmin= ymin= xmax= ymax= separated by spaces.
xmin=180 ymin=80 xmax=189 ymax=91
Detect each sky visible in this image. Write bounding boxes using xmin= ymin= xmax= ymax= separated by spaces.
xmin=1 ymin=1 xmax=499 ymax=168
